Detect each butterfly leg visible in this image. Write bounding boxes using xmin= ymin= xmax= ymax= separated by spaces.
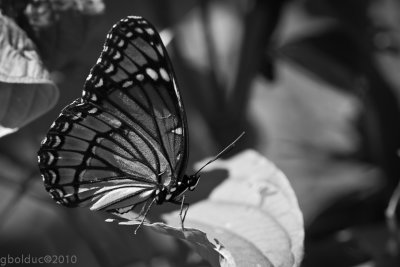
xmin=135 ymin=201 xmax=148 ymax=220
xmin=181 ymin=196 xmax=189 ymax=224
xmin=170 ymin=196 xmax=189 ymax=231
xmin=134 ymin=198 xmax=156 ymax=234
xmin=177 ymin=195 xmax=189 ymax=231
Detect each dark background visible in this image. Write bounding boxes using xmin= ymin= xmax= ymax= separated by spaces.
xmin=1 ymin=0 xmax=400 ymax=266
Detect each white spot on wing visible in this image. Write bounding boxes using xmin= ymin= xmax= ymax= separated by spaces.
xmin=171 ymin=127 xmax=183 ymax=135
xmin=145 ymin=27 xmax=155 ymax=35
xmin=54 ymin=188 xmax=64 ymax=197
xmin=122 ymin=80 xmax=133 ymax=88
xmin=135 ymin=28 xmax=143 ymax=34
xmin=126 ymin=32 xmax=133 ymax=38
xmin=118 ymin=39 xmax=124 ymax=47
xmin=166 ymin=194 xmax=172 ymax=200
xmin=159 ymin=68 xmax=170 ymax=81
xmin=136 ymin=74 xmax=144 ymax=81
xmin=71 ymin=112 xmax=82 ymax=120
xmin=41 ymin=137 xmax=47 ymax=145
xmin=64 ymin=193 xmax=75 ymax=198
xmin=104 ymin=64 xmax=114 ymax=73
xmin=91 ymin=94 xmax=98 ymax=101
xmin=48 ymin=170 xmax=57 ymax=184
xmin=52 ymin=136 xmax=61 ymax=147
xmin=47 ymin=152 xmax=55 ymax=164
xmin=146 ymin=68 xmax=158 ymax=80
xmin=95 ymin=78 xmax=103 ymax=88
xmin=88 ymin=107 xmax=98 ymax=114
xmin=113 ymin=51 xmax=121 ymax=60
xmin=110 ymin=118 xmax=122 ymax=128
xmin=86 ymin=73 xmax=92 ymax=81
xmin=156 ymin=44 xmax=164 ymax=56
xmin=128 ymin=15 xmax=141 ymax=20
xmin=61 ymin=122 xmax=69 ymax=132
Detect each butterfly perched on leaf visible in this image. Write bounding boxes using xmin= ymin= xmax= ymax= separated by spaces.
xmin=37 ymin=15 xmax=243 ymax=232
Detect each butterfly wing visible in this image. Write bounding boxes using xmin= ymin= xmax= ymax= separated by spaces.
xmin=38 ymin=16 xmax=188 ymax=212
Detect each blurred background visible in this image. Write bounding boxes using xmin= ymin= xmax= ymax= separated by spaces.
xmin=0 ymin=0 xmax=400 ymax=266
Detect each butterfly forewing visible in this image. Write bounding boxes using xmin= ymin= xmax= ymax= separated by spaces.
xmin=38 ymin=16 xmax=188 ymax=212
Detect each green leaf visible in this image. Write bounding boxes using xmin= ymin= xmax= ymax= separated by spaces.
xmin=0 ymin=14 xmax=59 ymax=137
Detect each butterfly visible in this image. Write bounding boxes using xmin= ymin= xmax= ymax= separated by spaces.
xmin=37 ymin=15 xmax=243 ymax=232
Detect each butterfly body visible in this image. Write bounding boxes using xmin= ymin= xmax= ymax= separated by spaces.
xmin=38 ymin=16 xmax=195 ymax=219
xmin=154 ymin=174 xmax=200 ymax=204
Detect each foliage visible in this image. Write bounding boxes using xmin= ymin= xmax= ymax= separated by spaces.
xmin=0 ymin=14 xmax=57 ymax=137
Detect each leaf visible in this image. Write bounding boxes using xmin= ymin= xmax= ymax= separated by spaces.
xmin=23 ymin=0 xmax=105 ymax=69
xmin=0 ymin=1 xmax=104 ymax=72
xmin=111 ymin=150 xmax=304 ymax=267
xmin=198 ymin=149 xmax=304 ymax=266
xmin=0 ymin=14 xmax=59 ymax=137
xmin=105 ymin=219 xmax=234 ymax=267
xmin=150 ymin=223 xmax=235 ymax=267
xmin=168 ymin=150 xmax=304 ymax=267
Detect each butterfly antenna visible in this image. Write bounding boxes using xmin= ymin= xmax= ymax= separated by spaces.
xmin=194 ymin=132 xmax=245 ymax=176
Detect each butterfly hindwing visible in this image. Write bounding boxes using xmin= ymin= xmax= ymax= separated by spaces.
xmin=38 ymin=16 xmax=188 ymax=212
xmin=39 ymin=100 xmax=159 ymax=210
